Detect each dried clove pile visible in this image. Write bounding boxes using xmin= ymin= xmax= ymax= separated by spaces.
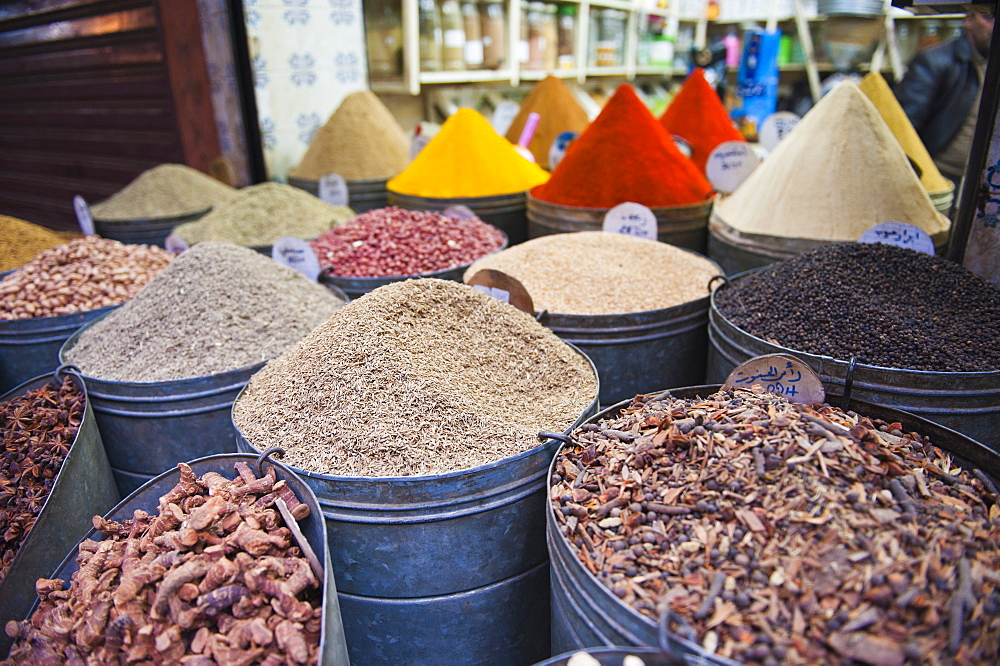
xmin=550 ymin=386 xmax=1000 ymax=664
xmin=4 ymin=461 xmax=323 ymax=664
xmin=0 ymin=376 xmax=83 ymax=586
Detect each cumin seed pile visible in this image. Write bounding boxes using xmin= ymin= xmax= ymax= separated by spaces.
xmin=233 ymin=279 xmax=598 ymax=477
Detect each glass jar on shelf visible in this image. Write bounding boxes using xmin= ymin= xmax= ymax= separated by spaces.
xmin=462 ymin=1 xmax=484 ymax=69
xmin=418 ymin=0 xmax=443 ymax=71
xmin=596 ymin=8 xmax=626 ymax=67
xmin=364 ymin=0 xmax=403 ymax=77
xmin=542 ymin=4 xmax=558 ymax=70
xmin=440 ymin=0 xmax=467 ymax=71
xmin=557 ymin=4 xmax=575 ymax=69
xmin=480 ymin=0 xmax=507 ymax=69
xmin=519 ymin=1 xmax=531 ymax=67
xmin=527 ymin=2 xmax=546 ymax=69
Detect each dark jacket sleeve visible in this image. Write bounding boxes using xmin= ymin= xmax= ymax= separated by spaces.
xmin=895 ymin=51 xmax=943 ymax=134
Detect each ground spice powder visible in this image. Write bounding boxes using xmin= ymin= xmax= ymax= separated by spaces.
xmin=464 ymin=231 xmax=718 ymax=315
xmin=90 ymin=164 xmax=237 ymax=220
xmin=504 ymin=75 xmax=591 ymax=169
xmin=173 ymin=183 xmax=354 ymax=247
xmin=233 ymin=279 xmax=597 ymax=477
xmin=289 ymin=91 xmax=411 ymax=181
xmin=531 ymin=84 xmax=711 ymax=208
xmin=714 ymin=82 xmax=950 ymax=243
xmin=387 ymin=108 xmax=550 ymax=198
xmin=0 ymin=215 xmax=67 ymax=271
xmin=659 ymin=68 xmax=746 ymax=174
xmin=859 ymin=72 xmax=953 ymax=194
xmin=65 ymin=242 xmax=345 ymax=382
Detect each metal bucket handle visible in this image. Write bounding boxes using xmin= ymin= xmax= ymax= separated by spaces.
xmin=52 ymin=362 xmax=85 ymax=386
xmin=707 ymin=275 xmax=728 ymax=292
xmin=539 ymin=430 xmax=575 ymax=445
xmin=255 ymin=445 xmax=287 ymax=476
xmin=841 ymin=356 xmax=858 ymax=411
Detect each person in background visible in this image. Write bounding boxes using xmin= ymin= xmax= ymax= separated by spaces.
xmin=894 ymin=7 xmax=995 ymax=184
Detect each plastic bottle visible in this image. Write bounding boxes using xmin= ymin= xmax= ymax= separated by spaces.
xmin=542 ymin=4 xmax=558 ymax=70
xmin=480 ymin=0 xmax=507 ymax=69
xmin=418 ymin=0 xmax=443 ymax=71
xmin=557 ymin=4 xmax=576 ymax=69
xmin=462 ymin=1 xmax=484 ymax=68
xmin=723 ymin=29 xmax=740 ymax=68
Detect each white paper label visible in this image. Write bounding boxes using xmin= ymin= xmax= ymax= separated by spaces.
xmin=73 ymin=195 xmax=95 ymax=236
xmin=164 ymin=234 xmax=189 ymax=254
xmin=444 ymin=29 xmax=465 ymax=48
xmin=602 ymin=202 xmax=658 ymax=240
xmin=549 ymin=131 xmax=578 ymax=170
xmin=858 ymin=222 xmax=935 ymax=255
xmin=443 ymin=205 xmax=478 ymax=220
xmin=758 ymin=111 xmax=801 ymax=152
xmin=706 ymin=141 xmax=760 ymax=194
xmin=473 ymin=285 xmax=510 ymax=303
xmin=271 ymin=237 xmax=321 ymax=281
xmin=411 ymin=134 xmax=431 ymax=160
xmin=319 ymin=173 xmax=349 ymax=207
xmin=464 ymin=40 xmax=484 ymax=65
xmin=671 ymin=135 xmax=693 ymax=159
xmin=724 ymin=354 xmax=826 ymax=404
xmin=492 ymin=101 xmax=520 ymax=137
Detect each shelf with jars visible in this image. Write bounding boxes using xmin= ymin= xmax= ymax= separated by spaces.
xmin=364 ymin=0 xmax=694 ymax=95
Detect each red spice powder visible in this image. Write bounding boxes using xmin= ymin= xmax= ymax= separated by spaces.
xmin=659 ymin=68 xmax=745 ymax=174
xmin=531 ymin=84 xmax=711 ymax=209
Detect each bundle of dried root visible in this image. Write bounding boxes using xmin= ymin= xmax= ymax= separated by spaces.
xmin=3 ymin=461 xmax=322 ymax=665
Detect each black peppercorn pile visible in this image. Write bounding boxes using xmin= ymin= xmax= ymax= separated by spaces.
xmin=714 ymin=243 xmax=1000 ymax=372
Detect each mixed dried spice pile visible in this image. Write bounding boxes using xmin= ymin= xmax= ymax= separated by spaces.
xmin=550 ymin=386 xmax=1000 ymax=664
xmin=4 ymin=462 xmax=323 ymax=664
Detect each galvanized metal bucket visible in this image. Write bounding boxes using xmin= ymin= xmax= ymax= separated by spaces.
xmin=708 ymin=278 xmax=1000 ymax=451
xmin=526 ymin=194 xmax=714 ymax=254
xmin=59 ymin=313 xmax=265 ymax=496
xmin=288 ymin=175 xmax=391 ymax=213
xmin=233 ymin=348 xmax=600 ymax=665
xmin=388 ymin=190 xmax=530 ymax=245
xmin=547 ymin=384 xmax=1000 ymax=661
xmin=707 ymin=213 xmax=827 ymax=276
xmin=538 ymin=255 xmax=719 ymax=406
xmin=0 ymin=287 xmax=119 ymax=394
xmin=0 ymin=366 xmax=119 ymax=657
xmin=13 ymin=453 xmax=349 ymax=665
xmin=318 ymin=228 xmax=508 ymax=299
xmin=94 ymin=207 xmax=211 ymax=248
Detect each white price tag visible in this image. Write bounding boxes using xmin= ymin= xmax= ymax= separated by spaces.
xmin=758 ymin=111 xmax=801 ymax=152
xmin=724 ymin=354 xmax=826 ymax=404
xmin=443 ymin=205 xmax=478 ymax=220
xmin=671 ymin=135 xmax=693 ymax=159
xmin=491 ymin=101 xmax=520 ymax=137
xmin=706 ymin=141 xmax=760 ymax=194
xmin=858 ymin=222 xmax=935 ymax=255
xmin=271 ymin=237 xmax=322 ymax=281
xmin=319 ymin=173 xmax=349 ymax=207
xmin=164 ymin=234 xmax=189 ymax=254
xmin=473 ymin=285 xmax=510 ymax=303
xmin=73 ymin=195 xmax=95 ymax=236
xmin=602 ymin=202 xmax=658 ymax=240
xmin=549 ymin=131 xmax=578 ymax=171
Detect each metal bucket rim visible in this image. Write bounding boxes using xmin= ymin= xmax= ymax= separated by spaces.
xmin=0 ymin=303 xmax=120 ymax=332
xmin=712 ymin=270 xmax=1000 ymax=379
xmin=318 ymin=226 xmax=509 ymax=283
xmin=527 ymin=191 xmax=716 ymax=215
xmin=288 ymin=175 xmax=392 ymax=188
xmin=58 ymin=311 xmax=273 ymax=386
xmin=231 ymin=343 xmax=600 ymax=483
xmin=92 ymin=206 xmax=213 ymax=225
xmin=387 ymin=190 xmax=529 ymax=205
xmin=538 ymin=292 xmax=712 ymax=325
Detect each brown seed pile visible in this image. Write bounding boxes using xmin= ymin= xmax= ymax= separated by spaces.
xmin=0 ymin=215 xmax=68 ymax=272
xmin=0 ymin=238 xmax=173 ymax=320
xmin=65 ymin=242 xmax=345 ymax=382
xmin=4 ymin=461 xmax=323 ymax=664
xmin=173 ymin=183 xmax=354 ymax=247
xmin=89 ymin=164 xmax=238 ymax=221
xmin=0 ymin=376 xmax=83 ymax=586
xmin=465 ymin=231 xmax=719 ymax=315
xmin=289 ymin=90 xmax=411 ymax=181
xmin=550 ymin=386 xmax=1000 ymax=664
xmin=233 ymin=279 xmax=598 ymax=477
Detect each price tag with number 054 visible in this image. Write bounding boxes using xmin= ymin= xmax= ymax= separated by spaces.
xmin=602 ymin=202 xmax=657 ymax=240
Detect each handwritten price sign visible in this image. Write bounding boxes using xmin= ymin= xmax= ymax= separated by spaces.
xmin=602 ymin=202 xmax=657 ymax=240
xmin=706 ymin=142 xmax=760 ymax=194
xmin=723 ymin=354 xmax=825 ymax=404
xmin=271 ymin=237 xmax=321 ymax=281
xmin=759 ymin=111 xmax=801 ymax=151
xmin=858 ymin=222 xmax=935 ymax=255
xmin=319 ymin=173 xmax=349 ymax=207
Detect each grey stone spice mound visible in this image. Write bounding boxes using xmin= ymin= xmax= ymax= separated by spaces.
xmin=233 ymin=278 xmax=598 ymax=477
xmin=65 ymin=242 xmax=345 ymax=382
xmin=713 ymin=242 xmax=1000 ymax=372
xmin=90 ymin=164 xmax=237 ymax=220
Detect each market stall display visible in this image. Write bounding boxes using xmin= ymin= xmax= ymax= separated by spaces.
xmin=549 ymin=385 xmax=1000 ymax=664
xmin=171 ymin=183 xmax=353 ymax=249
xmin=288 ymin=91 xmax=411 ymax=212
xmin=528 ymin=84 xmax=714 ymax=252
xmin=504 ymin=75 xmax=591 ymax=169
xmin=464 ymin=231 xmax=721 ymax=403
xmin=233 ymin=278 xmax=597 ymax=664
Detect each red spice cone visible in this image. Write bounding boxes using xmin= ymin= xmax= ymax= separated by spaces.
xmin=659 ymin=68 xmax=745 ymax=174
xmin=532 ymin=83 xmax=711 ymax=209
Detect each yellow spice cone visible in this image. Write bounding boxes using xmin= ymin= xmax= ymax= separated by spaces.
xmin=859 ymin=72 xmax=953 ymax=194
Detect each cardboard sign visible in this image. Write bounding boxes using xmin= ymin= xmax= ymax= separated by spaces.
xmin=723 ymin=353 xmax=826 ymax=404
xmin=467 ymin=268 xmax=534 ymax=314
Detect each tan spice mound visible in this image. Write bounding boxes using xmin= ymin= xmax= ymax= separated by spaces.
xmin=233 ymin=279 xmax=598 ymax=477
xmin=714 ymin=82 xmax=950 ymax=243
xmin=504 ymin=75 xmax=591 ymax=169
xmin=173 ymin=182 xmax=354 ymax=247
xmin=90 ymin=164 xmax=237 ymax=220
xmin=289 ymin=90 xmax=411 ymax=181
xmin=65 ymin=242 xmax=344 ymax=382
xmin=464 ymin=231 xmax=719 ymax=315
xmin=0 ymin=215 xmax=67 ymax=271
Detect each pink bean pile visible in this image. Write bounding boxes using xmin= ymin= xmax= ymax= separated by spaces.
xmin=309 ymin=207 xmax=505 ymax=278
